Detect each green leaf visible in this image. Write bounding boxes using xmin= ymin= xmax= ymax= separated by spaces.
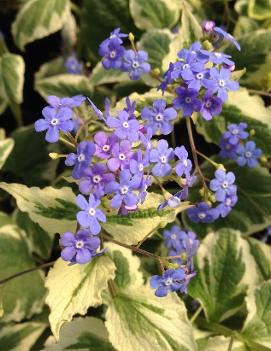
xmin=89 ymin=62 xmax=130 ymax=86
xmin=3 ymin=125 xmax=59 ymax=186
xmin=196 ymin=88 xmax=271 ymax=156
xmin=35 ymin=73 xmax=93 ymax=100
xmin=11 ymin=0 xmax=70 ymax=50
xmin=78 ymin=0 xmax=140 ymax=63
xmin=0 ymin=182 xmax=77 ymax=236
xmin=189 ymin=229 xmax=258 ymax=322
xmin=233 ymin=16 xmax=259 ymax=38
xmin=225 ymin=30 xmax=271 ymax=89
xmin=179 ymin=0 xmax=202 ymax=45
xmin=247 ymin=238 xmax=271 ymax=281
xmin=242 ymin=281 xmax=271 ymax=349
xmin=105 ymin=243 xmax=143 ymax=290
xmin=129 ymin=0 xmax=180 ymax=31
xmin=14 ymin=210 xmax=52 ymax=259
xmin=184 ymin=161 xmax=271 ymax=236
xmin=0 ymin=137 xmax=14 ymax=170
xmin=43 ymin=317 xmax=114 ymax=351
xmin=0 ymin=320 xmax=46 ymax=351
xmin=0 ymin=217 xmax=45 ymax=322
xmin=105 ymin=288 xmax=196 ymax=351
xmin=103 ymin=191 xmax=191 ymax=245
xmin=138 ymin=29 xmax=173 ymax=71
xmin=198 ymin=336 xmax=247 ymax=351
xmin=0 ymin=53 xmax=25 ymax=104
xmin=45 ymin=256 xmax=116 ymax=339
xmin=248 ymin=0 xmax=271 ymax=20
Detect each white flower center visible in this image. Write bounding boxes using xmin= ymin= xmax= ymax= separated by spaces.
xmin=122 ymin=121 xmax=129 ymax=129
xmin=119 ymin=153 xmax=126 ymax=160
xmin=214 ymin=52 xmax=222 ymax=58
xmin=160 ymin=155 xmax=167 ymax=164
xmin=245 ymin=151 xmax=252 ymax=158
xmin=51 ymin=118 xmax=59 ymax=126
xmin=102 ymin=144 xmax=110 ymax=152
xmin=185 ymin=97 xmax=192 ymax=103
xmin=183 ymin=159 xmax=188 ymax=167
xmin=219 ymin=79 xmax=225 ymax=87
xmin=225 ymin=198 xmax=232 ymax=206
xmin=164 ymin=278 xmax=173 ymax=286
xmin=183 ymin=63 xmax=190 ymax=70
xmin=138 ymin=163 xmax=144 ymax=172
xmin=132 ymin=61 xmax=139 ymax=69
xmin=205 ymin=100 xmax=212 ymax=108
xmin=155 ymin=113 xmax=163 ymax=122
xmin=198 ymin=212 xmax=206 ymax=219
xmin=232 ymin=128 xmax=239 ymax=135
xmin=77 ymin=154 xmax=85 ymax=162
xmin=196 ymin=72 xmax=204 ymax=80
xmin=171 ymin=233 xmax=177 ymax=240
xmin=93 ymin=175 xmax=101 ymax=184
xmin=110 ymin=51 xmax=116 ymax=58
xmin=120 ymin=186 xmax=129 ymax=194
xmin=75 ymin=240 xmax=84 ymax=249
xmin=222 ymin=181 xmax=229 ymax=189
xmin=88 ymin=208 xmax=96 ymax=216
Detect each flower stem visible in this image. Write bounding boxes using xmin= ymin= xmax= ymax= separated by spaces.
xmin=196 ymin=150 xmax=222 ymax=169
xmin=248 ymin=89 xmax=271 ymax=98
xmin=108 ymin=279 xmax=118 ymax=298
xmin=0 ymin=261 xmax=55 ymax=286
xmin=59 ymin=136 xmax=77 ymax=150
xmin=227 ymin=337 xmax=234 ymax=351
xmin=190 ymin=305 xmax=203 ymax=323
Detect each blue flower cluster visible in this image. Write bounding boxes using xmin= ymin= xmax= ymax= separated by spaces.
xmin=219 ymin=123 xmax=262 ymax=167
xmin=99 ymin=28 xmax=150 ymax=80
xmin=150 ymin=225 xmax=199 ymax=297
xmin=160 ymin=34 xmax=240 ymax=120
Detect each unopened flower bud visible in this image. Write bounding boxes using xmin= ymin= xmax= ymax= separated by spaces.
xmin=49 ymin=152 xmax=61 ymax=160
xmin=250 ymin=129 xmax=256 ymax=136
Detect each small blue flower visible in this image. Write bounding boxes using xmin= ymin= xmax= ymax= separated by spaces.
xmin=173 ymin=87 xmax=202 ymax=117
xmin=65 ymin=141 xmax=96 ymax=179
xmin=187 ymin=202 xmax=219 ymax=223
xmin=236 ymin=141 xmax=262 ymax=167
xmin=163 ymin=225 xmax=186 ymax=251
xmin=219 ymin=138 xmax=239 ymax=160
xmin=175 ymin=146 xmax=192 ymax=177
xmin=122 ymin=50 xmax=151 ymax=80
xmin=223 ymin=123 xmax=248 ymax=145
xmin=150 ymin=268 xmax=187 ymax=297
xmin=60 ymin=230 xmax=101 ymax=264
xmin=76 ymin=194 xmax=106 ymax=235
xmin=94 ymin=132 xmax=118 ymax=159
xmin=200 ymin=93 xmax=223 ymax=121
xmin=99 ymin=37 xmax=125 ymax=70
xmin=141 ymin=99 xmax=177 ymax=135
xmin=217 ymin=192 xmax=238 ymax=218
xmin=129 ymin=150 xmax=149 ymax=176
xmin=65 ymin=54 xmax=82 ymax=74
xmin=213 ymin=26 xmax=241 ymax=51
xmin=106 ymin=110 xmax=140 ymax=142
xmin=209 ymin=169 xmax=236 ymax=202
xmin=47 ymin=95 xmax=85 ymax=113
xmin=35 ymin=107 xmax=73 ymax=143
xmin=107 ymin=140 xmax=133 ymax=172
xmin=150 ymin=139 xmax=174 ymax=177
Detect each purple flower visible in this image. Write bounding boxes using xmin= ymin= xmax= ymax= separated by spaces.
xmin=60 ymin=230 xmax=101 ymax=264
xmin=94 ymin=132 xmax=117 ymax=159
xmin=180 ymin=231 xmax=200 ymax=259
xmin=99 ymin=37 xmax=125 ymax=70
xmin=105 ymin=170 xmax=139 ymax=209
xmin=236 ymin=141 xmax=262 ymax=167
xmin=203 ymin=67 xmax=239 ymax=102
xmin=206 ymin=51 xmax=234 ymax=66
xmin=130 ymin=150 xmax=149 ymax=176
xmin=163 ymin=225 xmax=186 ymax=251
xmin=160 ymin=62 xmax=175 ymax=92
xmin=213 ymin=26 xmax=241 ymax=51
xmin=138 ymin=175 xmax=152 ymax=204
xmin=101 ymin=28 xmax=128 ymax=47
xmin=141 ymin=99 xmax=177 ymax=135
xmin=122 ymin=50 xmax=151 ymax=80
xmin=178 ymin=42 xmax=209 ymax=64
xmin=35 ymin=107 xmax=73 ymax=143
xmin=150 ymin=268 xmax=187 ymax=297
xmin=65 ymin=141 xmax=96 ymax=179
xmin=200 ymin=93 xmax=223 ymax=121
xmin=124 ymin=97 xmax=137 ymax=119
xmin=187 ymin=202 xmax=219 ymax=223
xmin=209 ymin=169 xmax=236 ymax=202
xmin=79 ymin=164 xmax=114 ymax=197
xmin=150 ymin=139 xmax=174 ymax=177
xmin=106 ymin=110 xmax=140 ymax=142
xmin=76 ymin=194 xmax=106 ymax=235
xmin=223 ymin=123 xmax=248 ymax=145
xmin=47 ymin=95 xmax=85 ymax=112
xmin=181 ymin=65 xmax=208 ymax=92
xmin=65 ymin=54 xmax=82 ymax=74
xmin=107 ymin=140 xmax=132 ymax=172
xmin=217 ymin=193 xmax=238 ymax=218
xmin=175 ymin=146 xmax=192 ymax=177
xmin=173 ymin=87 xmax=202 ymax=117
xmin=219 ymin=138 xmax=239 ymax=159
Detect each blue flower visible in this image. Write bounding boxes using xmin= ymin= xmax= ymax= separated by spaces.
xmin=175 ymin=146 xmax=192 ymax=177
xmin=213 ymin=26 xmax=241 ymax=51
xmin=94 ymin=132 xmax=118 ymax=159
xmin=47 ymin=95 xmax=85 ymax=113
xmin=76 ymin=194 xmax=106 ymax=235
xmin=105 ymin=169 xmax=139 ymax=209
xmin=200 ymin=93 xmax=223 ymax=121
xmin=107 ymin=110 xmax=140 ymax=142
xmin=141 ymin=99 xmax=177 ymax=135
xmin=129 ymin=150 xmax=149 ymax=176
xmin=163 ymin=225 xmax=186 ymax=251
xmin=150 ymin=268 xmax=187 ymax=297
xmin=223 ymin=123 xmax=248 ymax=145
xmin=35 ymin=106 xmax=73 ymax=143
xmin=236 ymin=141 xmax=262 ymax=167
xmin=187 ymin=202 xmax=219 ymax=223
xmin=150 ymin=139 xmax=174 ymax=177
xmin=219 ymin=138 xmax=239 ymax=160
xmin=203 ymin=67 xmax=239 ymax=102
xmin=99 ymin=37 xmax=125 ymax=70
xmin=122 ymin=50 xmax=151 ymax=80
xmin=101 ymin=28 xmax=128 ymax=47
xmin=217 ymin=192 xmax=238 ymax=218
xmin=107 ymin=140 xmax=133 ymax=172
xmin=173 ymin=87 xmax=202 ymax=117
xmin=65 ymin=54 xmax=82 ymax=74
xmin=60 ymin=230 xmax=101 ymax=264
xmin=65 ymin=141 xmax=96 ymax=179
xmin=209 ymin=169 xmax=236 ymax=202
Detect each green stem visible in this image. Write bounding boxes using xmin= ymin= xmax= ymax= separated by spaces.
xmin=59 ymin=136 xmax=76 ymax=150
xmin=248 ymin=89 xmax=271 ymax=98
xmin=108 ymin=279 xmax=118 ymax=298
xmin=227 ymin=337 xmax=234 ymax=351
xmin=190 ymin=305 xmax=203 ymax=323
xmin=196 ymin=150 xmax=222 ymax=169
